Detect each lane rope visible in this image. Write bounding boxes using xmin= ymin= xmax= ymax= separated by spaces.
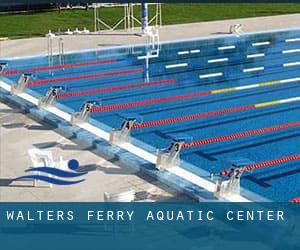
xmin=90 ymin=77 xmax=300 ymax=113
xmin=182 ymin=121 xmax=300 ymax=148
xmin=291 ymin=197 xmax=300 ymax=203
xmin=131 ymin=96 xmax=300 ymax=129
xmin=57 ymin=78 xmax=177 ymax=98
xmin=3 ymin=59 xmax=118 ymax=75
xmin=242 ymin=154 xmax=300 ymax=172
xmin=28 ymin=68 xmax=143 ymax=86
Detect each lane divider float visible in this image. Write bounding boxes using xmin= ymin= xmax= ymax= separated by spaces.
xmin=3 ymin=59 xmax=118 ymax=75
xmin=131 ymin=96 xmax=300 ymax=129
xmin=28 ymin=68 xmax=143 ymax=86
xmin=90 ymin=77 xmax=300 ymax=114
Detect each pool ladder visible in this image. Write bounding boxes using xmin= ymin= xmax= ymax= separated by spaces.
xmin=58 ymin=38 xmax=65 ymax=69
xmin=47 ymin=36 xmax=53 ymax=75
xmin=47 ymin=36 xmax=65 ymax=75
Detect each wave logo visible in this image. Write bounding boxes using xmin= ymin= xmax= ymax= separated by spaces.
xmin=13 ymin=159 xmax=87 ymax=185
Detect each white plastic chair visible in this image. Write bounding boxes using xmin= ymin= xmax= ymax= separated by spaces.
xmin=103 ymin=190 xmax=135 ymax=233
xmin=28 ymin=148 xmax=56 ymax=188
xmin=103 ymin=190 xmax=135 ymax=202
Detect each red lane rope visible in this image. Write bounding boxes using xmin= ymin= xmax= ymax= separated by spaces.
xmin=291 ymin=197 xmax=300 ymax=203
xmin=90 ymin=90 xmax=213 ymax=113
xmin=242 ymin=154 xmax=300 ymax=172
xmin=28 ymin=68 xmax=143 ymax=86
xmin=57 ymin=78 xmax=177 ymax=99
xmin=3 ymin=59 xmax=117 ymax=75
xmin=131 ymin=105 xmax=255 ymax=129
xmin=219 ymin=154 xmax=300 ymax=177
xmin=182 ymin=121 xmax=300 ymax=148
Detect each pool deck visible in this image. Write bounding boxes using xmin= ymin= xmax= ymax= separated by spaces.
xmin=0 ymin=101 xmax=190 ymax=201
xmin=0 ymin=14 xmax=299 ymax=202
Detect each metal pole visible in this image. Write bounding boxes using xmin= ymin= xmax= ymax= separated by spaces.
xmin=141 ymin=3 xmax=148 ymax=32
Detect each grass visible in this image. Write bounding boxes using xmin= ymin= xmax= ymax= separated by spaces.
xmin=0 ymin=3 xmax=300 ymax=39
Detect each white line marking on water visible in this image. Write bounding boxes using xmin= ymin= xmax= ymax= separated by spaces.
xmin=218 ymin=45 xmax=235 ymax=50
xmin=247 ymin=53 xmax=265 ymax=58
xmin=283 ymin=61 xmax=300 ymax=67
xmin=280 ymin=97 xmax=300 ymax=103
xmin=280 ymin=77 xmax=300 ymax=83
xmin=208 ymin=58 xmax=228 ymax=63
xmin=166 ymin=63 xmax=188 ymax=69
xmin=137 ymin=54 xmax=159 ymax=60
xmin=235 ymin=84 xmax=260 ymax=90
xmin=252 ymin=41 xmax=270 ymax=46
xmin=243 ymin=67 xmax=264 ymax=73
xmin=177 ymin=51 xmax=189 ymax=55
xmin=190 ymin=49 xmax=200 ymax=54
xmin=200 ymin=72 xmax=223 ymax=78
xmin=282 ymin=49 xmax=300 ymax=54
xmin=285 ymin=38 xmax=300 ymax=43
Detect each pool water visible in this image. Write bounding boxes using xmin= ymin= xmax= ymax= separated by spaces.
xmin=2 ymin=28 xmax=300 ymax=201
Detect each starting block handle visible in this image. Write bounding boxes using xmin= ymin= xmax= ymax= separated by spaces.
xmin=38 ymin=86 xmax=64 ymax=108
xmin=156 ymin=139 xmax=185 ymax=170
xmin=71 ymin=100 xmax=99 ymax=124
xmin=11 ymin=73 xmax=32 ymax=95
xmin=109 ymin=117 xmax=138 ymax=145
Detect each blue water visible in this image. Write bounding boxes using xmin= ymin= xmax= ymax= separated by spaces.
xmin=2 ymin=29 xmax=300 ymax=201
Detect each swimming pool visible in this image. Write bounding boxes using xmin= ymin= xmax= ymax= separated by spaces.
xmin=1 ymin=28 xmax=300 ymax=202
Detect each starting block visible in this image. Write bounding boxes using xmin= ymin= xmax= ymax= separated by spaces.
xmin=109 ymin=114 xmax=143 ymax=145
xmin=214 ymin=158 xmax=254 ymax=199
xmin=11 ymin=73 xmax=32 ymax=95
xmin=156 ymin=134 xmax=192 ymax=170
xmin=71 ymin=101 xmax=99 ymax=124
xmin=38 ymin=86 xmax=65 ymax=108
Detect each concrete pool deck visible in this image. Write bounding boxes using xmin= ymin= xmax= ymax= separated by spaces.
xmin=0 ymin=14 xmax=299 ymax=201
xmin=0 ymin=101 xmax=190 ymax=201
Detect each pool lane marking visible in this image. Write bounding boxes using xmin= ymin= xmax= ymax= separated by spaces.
xmin=199 ymin=72 xmax=223 ymax=79
xmin=247 ymin=53 xmax=265 ymax=58
xmin=285 ymin=38 xmax=300 ymax=43
xmin=177 ymin=51 xmax=189 ymax=55
xmin=27 ymin=68 xmax=144 ymax=86
xmin=283 ymin=61 xmax=300 ymax=67
xmin=0 ymin=79 xmax=250 ymax=202
xmin=57 ymin=78 xmax=177 ymax=99
xmin=252 ymin=41 xmax=270 ymax=46
xmin=208 ymin=58 xmax=228 ymax=63
xmin=90 ymin=77 xmax=300 ymax=113
xmin=165 ymin=63 xmax=188 ymax=69
xmin=182 ymin=121 xmax=300 ymax=148
xmin=137 ymin=54 xmax=159 ymax=60
xmin=3 ymin=59 xmax=118 ymax=75
xmin=177 ymin=49 xmax=201 ymax=55
xmin=131 ymin=96 xmax=300 ymax=129
xmin=218 ymin=45 xmax=235 ymax=50
xmin=190 ymin=49 xmax=201 ymax=54
xmin=243 ymin=67 xmax=264 ymax=73
xmin=282 ymin=49 xmax=300 ymax=54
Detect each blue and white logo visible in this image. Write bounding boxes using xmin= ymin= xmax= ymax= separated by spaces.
xmin=13 ymin=159 xmax=86 ymax=185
